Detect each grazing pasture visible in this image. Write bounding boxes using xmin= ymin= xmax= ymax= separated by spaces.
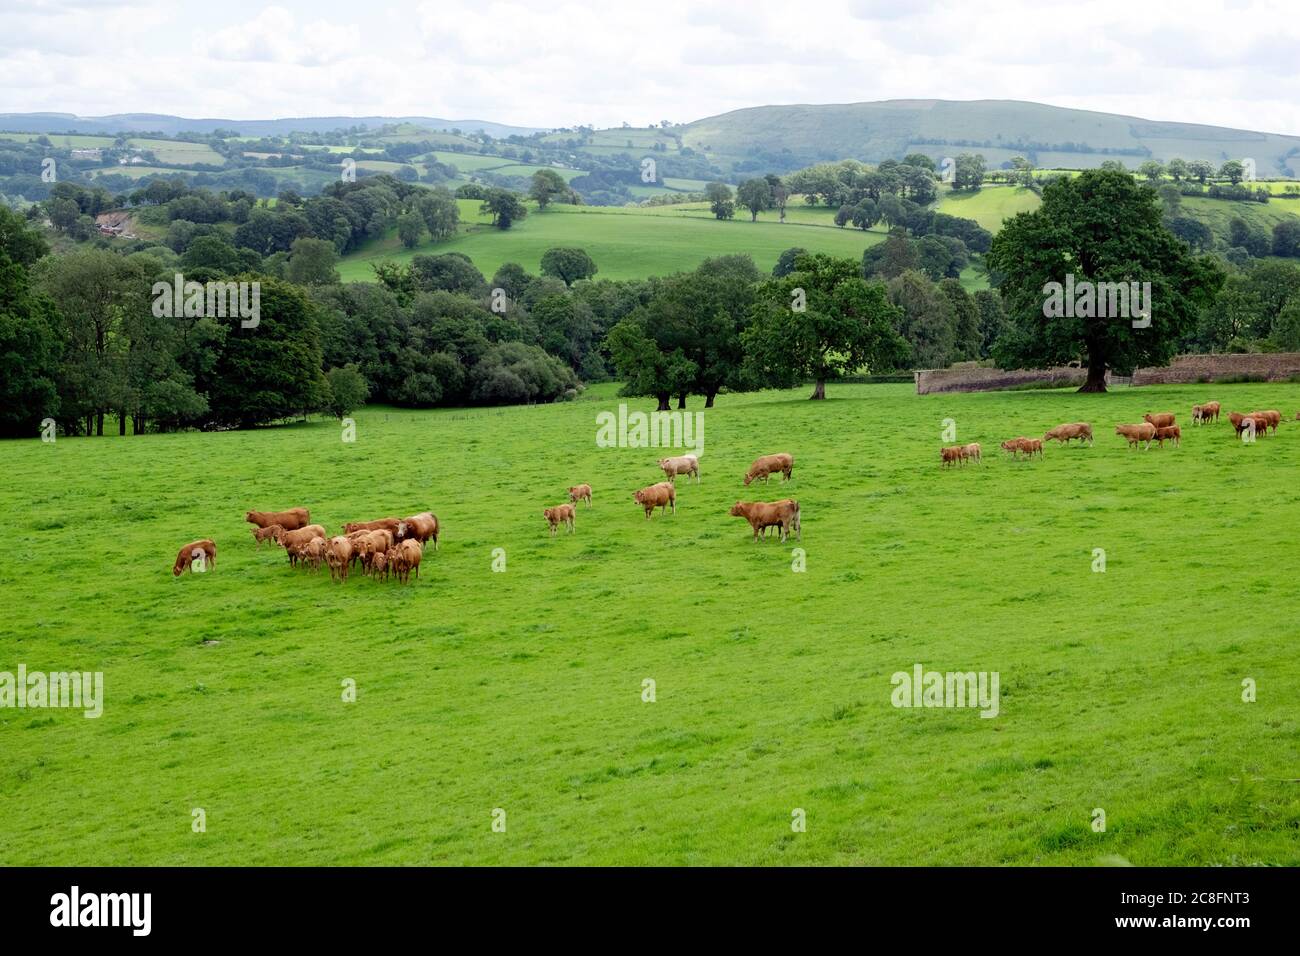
xmin=1 ymin=382 xmax=1298 ymax=865
xmin=338 ymin=202 xmax=887 ymax=283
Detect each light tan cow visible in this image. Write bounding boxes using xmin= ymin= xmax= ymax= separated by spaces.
xmin=543 ymin=503 xmax=576 ymax=536
xmin=658 ymin=454 xmax=699 ymax=483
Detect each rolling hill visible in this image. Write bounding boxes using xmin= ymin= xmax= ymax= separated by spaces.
xmin=678 ymin=99 xmax=1300 ymax=176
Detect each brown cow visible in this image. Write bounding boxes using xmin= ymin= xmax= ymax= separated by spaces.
xmin=1250 ymin=409 xmax=1281 ymax=434
xmin=1001 ymin=437 xmax=1042 ymax=458
xmin=371 ymin=548 xmax=390 ymax=582
xmin=396 ymin=539 xmax=422 ymax=583
xmin=251 ymin=524 xmax=282 ymax=547
xmin=1044 ymin=422 xmax=1093 ymax=445
xmin=543 ymin=503 xmax=576 ymax=537
xmin=960 ymin=442 xmax=982 ymax=464
xmin=276 ymin=525 xmax=327 ymax=568
xmin=245 ymin=508 xmax=309 ymax=531
xmin=343 ymin=517 xmax=402 ymax=536
xmin=568 ymin=484 xmax=593 ymax=507
xmin=396 ymin=512 xmax=439 ymax=549
xmin=1192 ymin=401 xmax=1220 ymax=425
xmin=302 ymin=537 xmax=327 ymax=573
xmin=1143 ymin=412 xmax=1176 ymax=429
xmin=356 ymin=529 xmax=395 ymax=573
xmin=1116 ymin=423 xmax=1157 ymax=449
xmin=1154 ymin=424 xmax=1181 ymax=447
xmin=172 ymin=539 xmax=216 ymax=576
xmin=729 ymin=499 xmax=801 ymax=543
xmin=744 ymin=453 xmax=794 ymax=486
xmin=325 ymin=536 xmax=354 ymax=583
xmin=941 ymin=445 xmax=964 ymax=468
xmin=658 ymin=454 xmax=699 ymax=483
xmin=633 ymin=482 xmax=676 ymax=518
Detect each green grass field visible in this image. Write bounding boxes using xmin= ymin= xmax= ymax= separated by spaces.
xmin=338 ymin=203 xmax=886 ymax=283
xmin=2 ymin=381 xmax=1298 ymax=865
xmin=936 ymin=185 xmax=1041 ymax=231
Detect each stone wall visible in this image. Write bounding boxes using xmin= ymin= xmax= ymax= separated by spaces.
xmin=914 ymin=364 xmax=1092 ymax=394
xmin=1132 ymin=353 xmax=1300 ymax=385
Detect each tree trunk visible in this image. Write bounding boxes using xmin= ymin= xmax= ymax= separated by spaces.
xmin=656 ymin=393 xmax=670 ymax=411
xmin=705 ymin=391 xmax=717 ymax=408
xmin=809 ymin=379 xmax=826 ymax=400
xmin=1078 ymin=356 xmax=1108 ymax=393
xmin=96 ymin=411 xmax=104 ymax=436
xmin=118 ymin=411 xmax=126 ymax=436
xmin=677 ymin=394 xmax=686 ymax=409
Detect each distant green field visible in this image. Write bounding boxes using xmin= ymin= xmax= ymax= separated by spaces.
xmin=3 ymin=381 xmax=1298 ymax=865
xmin=936 ymin=185 xmax=1041 ymax=231
xmin=128 ymin=138 xmax=223 ymax=166
xmin=338 ymin=202 xmax=885 ymax=282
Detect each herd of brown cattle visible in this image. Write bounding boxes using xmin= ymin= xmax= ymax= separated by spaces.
xmin=172 ymin=507 xmax=438 ymax=582
xmin=541 ymin=451 xmax=802 ymax=544
xmin=172 ymin=397 xmax=1297 ymax=574
xmin=944 ymin=402 xmax=1292 ymax=463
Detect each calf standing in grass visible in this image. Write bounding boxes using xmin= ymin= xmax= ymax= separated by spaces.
xmin=172 ymin=539 xmax=216 ymax=576
xmin=568 ymin=484 xmax=593 ymax=507
xmin=1193 ymin=402 xmax=1220 ymax=425
xmin=633 ymin=482 xmax=676 ymax=518
xmin=941 ymin=445 xmax=963 ymax=467
xmin=543 ymin=503 xmax=576 ymax=537
xmin=960 ymin=442 xmax=982 ymax=464
xmin=658 ymin=454 xmax=699 ymax=484
xmin=326 ymin=536 xmax=354 ymax=583
xmin=1154 ymin=424 xmax=1181 ymax=447
xmin=251 ymin=524 xmax=281 ymax=548
xmin=396 ymin=539 xmax=423 ymax=583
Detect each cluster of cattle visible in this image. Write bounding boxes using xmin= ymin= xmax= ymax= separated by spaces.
xmin=170 ymin=398 xmax=1299 ymax=577
xmin=542 ymin=451 xmax=802 ymax=544
xmin=943 ymin=402 xmax=1294 ymax=463
xmin=171 ymin=507 xmax=439 ymax=583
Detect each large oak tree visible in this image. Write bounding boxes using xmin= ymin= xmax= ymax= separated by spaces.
xmin=987 ymin=169 xmax=1223 ymax=392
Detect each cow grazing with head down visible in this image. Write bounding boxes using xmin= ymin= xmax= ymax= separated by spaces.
xmin=245 ymin=508 xmax=309 ymax=531
xmin=960 ymin=443 xmax=982 ymax=464
xmin=1001 ymin=437 xmax=1043 ymax=459
xmin=658 ymin=455 xmax=699 ymax=484
xmin=633 ymin=482 xmax=676 ymax=518
xmin=172 ymin=539 xmax=216 ymax=576
xmin=1044 ymin=422 xmax=1093 ymax=445
xmin=744 ymin=453 xmax=794 ymax=486
xmin=729 ymin=499 xmax=801 ymax=543
xmin=543 ymin=503 xmax=576 ymax=537
xmin=568 ymin=484 xmax=593 ymax=507
xmin=1250 ymin=410 xmax=1281 ymax=434
xmin=251 ymin=524 xmax=282 ymax=547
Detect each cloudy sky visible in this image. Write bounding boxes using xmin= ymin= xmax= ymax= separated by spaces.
xmin=3 ymin=0 xmax=1299 ymax=134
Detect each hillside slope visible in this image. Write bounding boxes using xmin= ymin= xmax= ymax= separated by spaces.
xmin=681 ymin=99 xmax=1300 ymax=175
